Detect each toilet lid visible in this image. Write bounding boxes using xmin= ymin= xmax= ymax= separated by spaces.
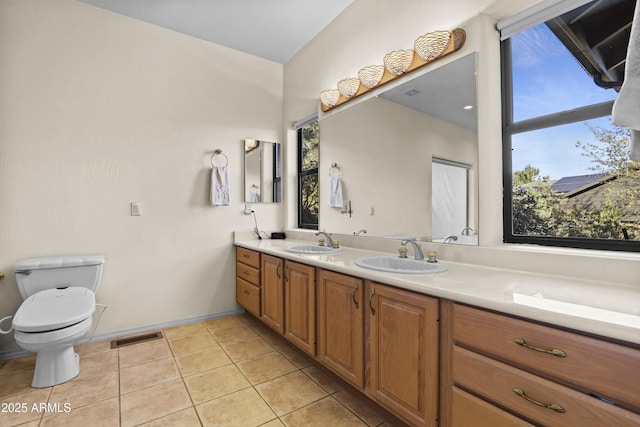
xmin=12 ymin=287 xmax=96 ymax=333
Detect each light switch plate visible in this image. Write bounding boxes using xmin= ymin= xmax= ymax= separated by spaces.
xmin=130 ymin=202 xmax=142 ymax=216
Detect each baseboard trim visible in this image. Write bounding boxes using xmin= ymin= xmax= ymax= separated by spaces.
xmin=0 ymin=308 xmax=245 ymax=361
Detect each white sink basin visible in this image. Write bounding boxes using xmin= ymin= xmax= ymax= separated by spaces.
xmin=355 ymin=256 xmax=447 ymax=274
xmin=285 ymin=244 xmax=341 ymax=254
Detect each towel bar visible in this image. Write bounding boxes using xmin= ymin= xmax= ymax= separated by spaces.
xmin=210 ymin=149 xmax=228 ymax=167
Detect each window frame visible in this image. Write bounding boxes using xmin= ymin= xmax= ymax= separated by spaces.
xmin=297 ymin=120 xmax=319 ymax=230
xmin=501 ymin=37 xmax=638 ymax=252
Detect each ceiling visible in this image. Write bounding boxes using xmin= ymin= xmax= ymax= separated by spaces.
xmin=80 ymin=0 xmax=353 ymax=63
xmin=379 ymin=53 xmax=478 ymax=131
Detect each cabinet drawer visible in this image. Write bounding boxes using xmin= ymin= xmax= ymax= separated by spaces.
xmin=451 ymin=386 xmax=534 ymax=427
xmin=452 ymin=304 xmax=640 ymax=409
xmin=236 ymin=247 xmax=260 ymax=269
xmin=453 ymin=346 xmax=640 ymax=427
xmin=236 ymin=262 xmax=260 ymax=286
xmin=236 ymin=278 xmax=260 ymax=318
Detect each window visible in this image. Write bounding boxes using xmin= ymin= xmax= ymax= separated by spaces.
xmin=501 ymin=0 xmax=638 ymax=251
xmin=297 ymin=118 xmax=319 ymax=229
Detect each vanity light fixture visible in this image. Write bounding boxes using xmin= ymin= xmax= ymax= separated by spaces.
xmin=320 ymin=28 xmax=466 ymax=112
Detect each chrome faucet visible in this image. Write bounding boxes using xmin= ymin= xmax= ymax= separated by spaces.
xmin=401 ymin=238 xmax=425 ymax=260
xmin=443 ymin=235 xmax=458 ymax=243
xmin=315 ymin=231 xmax=334 ymax=247
xmin=354 ymin=229 xmax=367 ymax=236
xmin=461 ymin=227 xmax=474 ymax=236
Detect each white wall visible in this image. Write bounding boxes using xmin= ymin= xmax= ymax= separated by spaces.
xmin=0 ymin=1 xmax=283 ymax=353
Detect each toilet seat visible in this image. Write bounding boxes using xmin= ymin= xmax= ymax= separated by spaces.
xmin=12 ymin=287 xmax=96 ymax=333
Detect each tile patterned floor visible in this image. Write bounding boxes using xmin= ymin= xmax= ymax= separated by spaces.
xmin=0 ymin=314 xmax=392 ymax=426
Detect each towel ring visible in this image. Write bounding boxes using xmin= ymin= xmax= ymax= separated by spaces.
xmin=210 ymin=149 xmax=228 ymax=167
xmin=329 ymin=163 xmax=341 ymax=177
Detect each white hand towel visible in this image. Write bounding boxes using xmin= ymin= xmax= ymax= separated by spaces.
xmin=612 ymin=0 xmax=640 ymax=160
xmin=211 ymin=166 xmax=229 ymax=206
xmin=330 ymin=175 xmax=343 ymax=208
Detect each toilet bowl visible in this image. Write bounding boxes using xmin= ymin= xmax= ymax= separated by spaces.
xmin=12 ymin=255 xmax=105 ymax=388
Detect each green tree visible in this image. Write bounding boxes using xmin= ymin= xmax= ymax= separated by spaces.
xmin=300 ymin=121 xmax=319 ymax=226
xmin=513 ymin=123 xmax=638 ymax=240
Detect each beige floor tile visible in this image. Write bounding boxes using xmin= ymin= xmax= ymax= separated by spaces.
xmin=202 ymin=315 xmax=245 ymax=331
xmin=77 ymin=349 xmax=118 ymax=379
xmin=139 ymin=407 xmax=201 ymax=426
xmin=256 ymin=370 xmax=328 ymax=416
xmin=75 ymin=339 xmax=112 ymax=357
xmin=276 ymin=344 xmax=311 ymax=369
xmin=219 ymin=335 xmax=274 ymax=362
xmin=333 ymin=390 xmax=385 ymax=426
xmin=40 ymin=396 xmax=119 ymax=427
xmin=196 ymin=387 xmax=276 ymax=427
xmin=120 ymin=357 xmax=180 ymax=394
xmin=302 ymin=365 xmax=341 ymax=394
xmin=260 ymin=419 xmax=285 ymax=427
xmin=280 ymin=396 xmax=368 ymax=427
xmin=0 ymin=363 xmax=37 ymax=399
xmin=0 ymin=387 xmax=51 ymax=426
xmin=236 ymin=351 xmax=298 ymax=385
xmin=118 ymin=338 xmax=173 ymax=369
xmin=163 ymin=322 xmax=208 ymax=339
xmin=169 ymin=333 xmax=219 ymax=356
xmin=184 ymin=364 xmax=250 ymax=404
xmin=209 ymin=323 xmax=258 ymax=344
xmin=0 ymin=354 xmax=36 ymax=377
xmin=120 ymin=378 xmax=192 ymax=427
xmin=49 ymin=370 xmax=118 ymax=410
xmin=175 ymin=347 xmax=232 ymax=377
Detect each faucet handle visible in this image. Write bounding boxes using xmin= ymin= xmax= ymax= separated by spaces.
xmin=398 ymin=244 xmax=409 ymax=258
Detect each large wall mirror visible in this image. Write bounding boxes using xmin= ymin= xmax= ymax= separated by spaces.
xmin=318 ymin=52 xmax=478 ymax=244
xmin=243 ymin=139 xmax=282 ymax=203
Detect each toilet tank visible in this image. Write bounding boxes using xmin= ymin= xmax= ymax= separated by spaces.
xmin=14 ymin=255 xmax=105 ymax=300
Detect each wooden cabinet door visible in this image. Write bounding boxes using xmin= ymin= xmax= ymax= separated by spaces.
xmin=284 ymin=261 xmax=316 ymax=356
xmin=261 ymin=254 xmax=284 ymax=333
xmin=368 ymin=282 xmax=439 ymax=427
xmin=317 ymin=269 xmax=364 ymax=389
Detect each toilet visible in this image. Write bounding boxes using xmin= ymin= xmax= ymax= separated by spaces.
xmin=12 ymin=255 xmax=105 ymax=388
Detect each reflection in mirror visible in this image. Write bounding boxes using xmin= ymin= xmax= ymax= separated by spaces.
xmin=318 ymin=53 xmax=477 ymax=243
xmin=432 ymin=158 xmax=476 ymax=245
xmin=244 ymin=139 xmax=282 ymax=203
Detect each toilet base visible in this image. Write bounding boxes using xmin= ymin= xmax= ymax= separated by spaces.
xmin=31 ymin=345 xmax=80 ymax=388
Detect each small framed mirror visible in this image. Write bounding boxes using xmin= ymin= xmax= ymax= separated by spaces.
xmin=243 ymin=139 xmax=282 ymax=203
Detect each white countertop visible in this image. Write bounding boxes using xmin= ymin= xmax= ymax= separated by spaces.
xmin=235 ymin=238 xmax=640 ymax=346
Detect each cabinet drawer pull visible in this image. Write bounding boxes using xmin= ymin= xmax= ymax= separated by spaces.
xmin=276 ymin=262 xmax=282 ymax=279
xmin=352 ymin=283 xmax=359 ymax=308
xmin=243 ymin=289 xmax=250 ymax=295
xmin=514 ymin=338 xmax=567 ymax=358
xmin=369 ymin=287 xmax=376 ymax=315
xmin=243 ymin=254 xmax=250 ymax=259
xmin=513 ymin=388 xmax=565 ymax=413
xmin=242 ymin=270 xmax=250 ymax=276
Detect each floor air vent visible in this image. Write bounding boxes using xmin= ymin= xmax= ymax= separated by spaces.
xmin=110 ymin=331 xmax=164 ymax=349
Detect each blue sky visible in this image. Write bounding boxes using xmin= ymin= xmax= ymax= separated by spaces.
xmin=510 ymin=24 xmax=619 ymax=180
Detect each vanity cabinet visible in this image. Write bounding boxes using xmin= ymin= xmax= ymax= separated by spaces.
xmin=317 ymin=269 xmax=365 ymax=389
xmin=235 ymin=247 xmax=261 ymax=317
xmin=284 ymin=261 xmax=316 ymax=356
xmin=261 ymin=254 xmax=285 ymax=334
xmin=367 ymin=282 xmax=439 ymax=427
xmin=255 ymin=253 xmax=317 ymax=355
xmin=443 ymin=301 xmax=640 ymax=427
